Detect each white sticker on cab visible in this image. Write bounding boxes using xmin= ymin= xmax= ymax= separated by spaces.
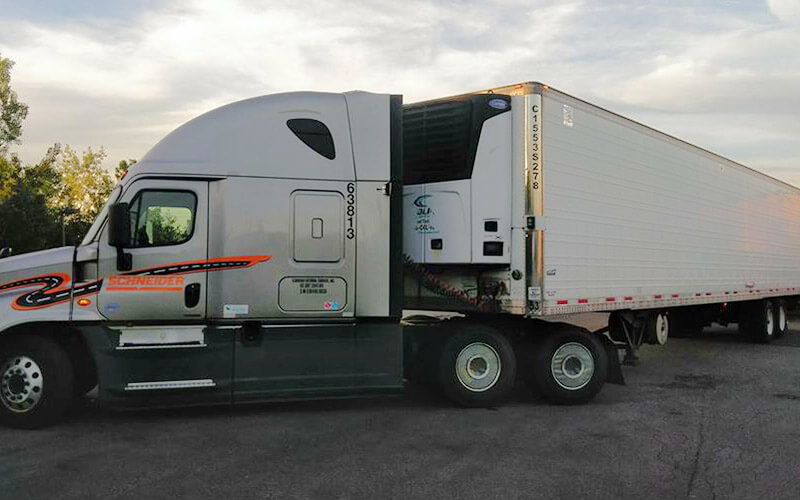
xmin=223 ymin=304 xmax=249 ymax=318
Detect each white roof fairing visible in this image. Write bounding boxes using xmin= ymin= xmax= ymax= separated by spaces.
xmin=131 ymin=91 xmax=357 ymax=182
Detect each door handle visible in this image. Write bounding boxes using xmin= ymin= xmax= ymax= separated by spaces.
xmin=184 ymin=283 xmax=201 ymax=308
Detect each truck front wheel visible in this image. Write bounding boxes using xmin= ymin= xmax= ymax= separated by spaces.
xmin=437 ymin=327 xmax=516 ymax=408
xmin=528 ymin=329 xmax=608 ymax=405
xmin=0 ymin=335 xmax=74 ymax=429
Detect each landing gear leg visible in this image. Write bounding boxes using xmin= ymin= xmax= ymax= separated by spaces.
xmin=609 ymin=312 xmax=648 ymax=366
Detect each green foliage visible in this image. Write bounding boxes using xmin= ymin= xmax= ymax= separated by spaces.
xmin=0 ymin=55 xmax=120 ymax=253
xmin=147 ymin=207 xmax=191 ymax=246
xmin=54 ymin=145 xmax=114 ymax=219
xmin=0 ymin=145 xmax=116 ymax=252
xmin=0 ymin=152 xmax=61 ymax=253
xmin=0 ymin=53 xmax=29 ymax=151
xmin=116 ymin=158 xmax=137 ymax=181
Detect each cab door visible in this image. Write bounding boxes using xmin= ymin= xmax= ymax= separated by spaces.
xmin=96 ymin=179 xmax=209 ymax=321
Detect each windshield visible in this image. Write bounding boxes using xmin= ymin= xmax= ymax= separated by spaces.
xmin=80 ymin=185 xmax=123 ymax=246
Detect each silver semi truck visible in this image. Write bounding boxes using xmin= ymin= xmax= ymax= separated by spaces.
xmin=1 ymin=83 xmax=798 ymax=428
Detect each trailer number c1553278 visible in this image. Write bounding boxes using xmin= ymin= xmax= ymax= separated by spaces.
xmin=346 ymin=182 xmax=355 ymax=239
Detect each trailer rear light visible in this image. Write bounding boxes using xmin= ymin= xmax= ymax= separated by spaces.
xmin=654 ymin=295 xmax=662 ymax=299
xmin=605 ymin=297 xmax=615 ymax=302
xmin=557 ymin=300 xmax=568 ymax=305
xmin=671 ymin=294 xmax=679 ymax=298
xmin=578 ymin=299 xmax=588 ymax=303
xmin=624 ymin=296 xmax=633 ymax=301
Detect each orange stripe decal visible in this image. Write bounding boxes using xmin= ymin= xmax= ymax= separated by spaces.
xmin=3 ymin=255 xmax=271 ymax=311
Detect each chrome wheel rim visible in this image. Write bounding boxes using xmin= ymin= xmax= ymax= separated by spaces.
xmin=455 ymin=342 xmax=501 ymax=392
xmin=779 ymin=304 xmax=787 ymax=332
xmin=655 ymin=313 xmax=669 ymax=345
xmin=551 ymin=342 xmax=595 ymax=390
xmin=1 ymin=355 xmax=44 ymax=413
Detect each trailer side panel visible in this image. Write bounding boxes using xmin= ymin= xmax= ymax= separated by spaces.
xmin=540 ymin=90 xmax=800 ymax=315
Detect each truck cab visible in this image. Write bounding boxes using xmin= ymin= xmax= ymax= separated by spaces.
xmin=0 ymin=91 xmax=407 ymax=427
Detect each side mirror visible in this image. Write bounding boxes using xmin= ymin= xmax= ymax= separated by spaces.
xmin=108 ymin=202 xmax=130 ymax=248
xmin=108 ymin=202 xmax=132 ymax=271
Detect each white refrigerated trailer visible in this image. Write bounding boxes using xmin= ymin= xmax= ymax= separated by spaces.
xmin=0 ymin=82 xmax=798 ymax=428
xmin=403 ymin=82 xmax=800 ymax=346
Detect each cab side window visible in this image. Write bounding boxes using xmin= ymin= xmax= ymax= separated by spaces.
xmin=128 ymin=190 xmax=197 ymax=247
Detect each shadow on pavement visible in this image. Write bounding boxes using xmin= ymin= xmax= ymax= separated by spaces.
xmin=62 ymin=379 xmax=544 ymax=428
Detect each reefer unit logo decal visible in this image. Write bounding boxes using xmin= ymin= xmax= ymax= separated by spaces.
xmin=0 ymin=255 xmax=270 ymax=310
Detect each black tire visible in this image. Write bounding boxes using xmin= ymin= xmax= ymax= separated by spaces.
xmin=645 ymin=311 xmax=669 ymax=345
xmin=0 ymin=335 xmax=74 ymax=429
xmin=774 ymin=300 xmax=788 ymax=339
xmin=73 ymin=372 xmax=97 ymax=398
xmin=740 ymin=300 xmax=775 ymax=343
xmin=437 ymin=326 xmax=516 ymax=408
xmin=528 ymin=329 xmax=608 ymax=405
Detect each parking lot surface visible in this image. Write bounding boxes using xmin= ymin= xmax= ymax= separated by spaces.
xmin=2 ymin=323 xmax=800 ymax=499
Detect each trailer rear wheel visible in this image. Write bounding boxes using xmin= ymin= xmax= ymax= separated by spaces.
xmin=437 ymin=327 xmax=516 ymax=407
xmin=0 ymin=335 xmax=74 ymax=429
xmin=740 ymin=300 xmax=775 ymax=343
xmin=774 ymin=300 xmax=788 ymax=339
xmin=645 ymin=311 xmax=669 ymax=345
xmin=529 ymin=329 xmax=608 ymax=405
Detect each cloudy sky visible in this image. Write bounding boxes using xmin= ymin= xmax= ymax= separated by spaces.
xmin=1 ymin=0 xmax=798 ymax=184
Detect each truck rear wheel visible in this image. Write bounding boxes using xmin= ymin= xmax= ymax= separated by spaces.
xmin=437 ymin=327 xmax=516 ymax=408
xmin=774 ymin=300 xmax=788 ymax=339
xmin=740 ymin=300 xmax=775 ymax=343
xmin=0 ymin=335 xmax=74 ymax=429
xmin=528 ymin=329 xmax=608 ymax=405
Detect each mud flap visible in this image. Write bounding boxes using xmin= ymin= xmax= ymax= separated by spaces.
xmin=601 ymin=336 xmax=626 ymax=385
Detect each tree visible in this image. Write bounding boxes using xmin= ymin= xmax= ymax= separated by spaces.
xmin=54 ymin=145 xmax=114 ymax=218
xmin=0 ymin=151 xmax=61 ymax=253
xmin=116 ymin=158 xmax=137 ymax=181
xmin=0 ymin=53 xmax=29 ymax=151
xmin=0 ymin=54 xmax=120 ymax=252
xmin=50 ymin=145 xmax=115 ymax=244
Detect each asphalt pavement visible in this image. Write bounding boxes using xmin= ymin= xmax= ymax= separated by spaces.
xmin=2 ymin=322 xmax=800 ymax=499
